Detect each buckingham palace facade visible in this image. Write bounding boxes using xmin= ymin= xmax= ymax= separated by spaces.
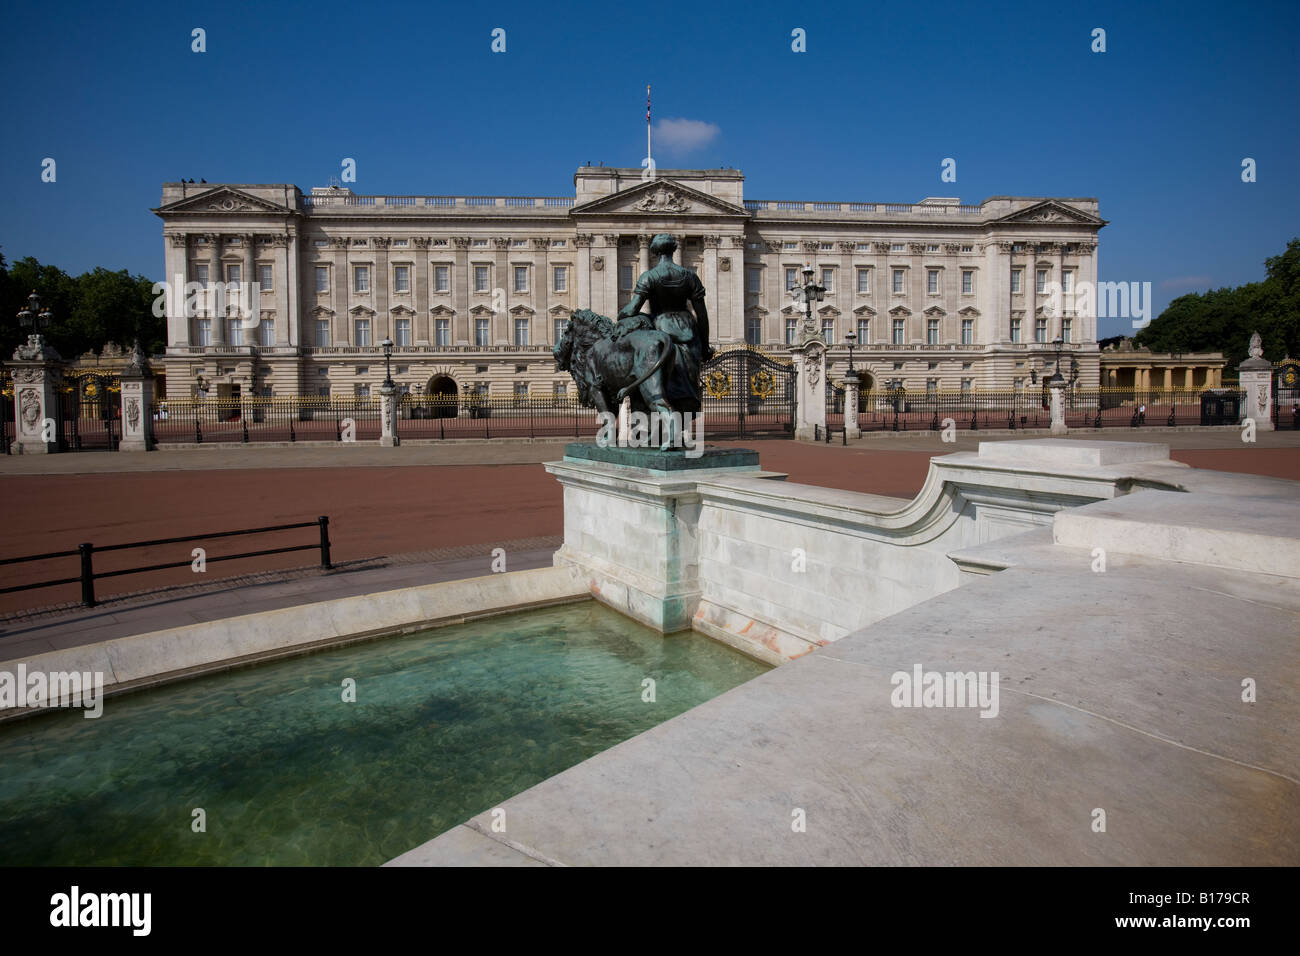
xmin=153 ymin=166 xmax=1106 ymax=402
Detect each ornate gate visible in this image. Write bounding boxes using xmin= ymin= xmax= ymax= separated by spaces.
xmin=700 ymin=347 xmax=796 ymax=440
xmin=58 ymin=374 xmax=119 ymax=451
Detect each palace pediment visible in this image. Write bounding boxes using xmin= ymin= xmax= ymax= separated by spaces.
xmin=155 ymin=186 xmax=293 ymax=215
xmin=570 ymin=178 xmax=749 ymax=218
xmin=990 ymin=200 xmax=1105 ymax=226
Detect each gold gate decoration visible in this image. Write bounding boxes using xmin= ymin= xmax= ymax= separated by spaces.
xmin=705 ymin=369 xmax=732 ymax=398
xmin=749 ymin=368 xmax=777 ymax=399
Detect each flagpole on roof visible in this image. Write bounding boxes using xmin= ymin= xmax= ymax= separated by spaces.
xmin=646 ymin=85 xmax=652 ymax=166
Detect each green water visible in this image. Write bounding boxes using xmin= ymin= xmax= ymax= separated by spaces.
xmin=0 ymin=602 xmax=766 ymax=866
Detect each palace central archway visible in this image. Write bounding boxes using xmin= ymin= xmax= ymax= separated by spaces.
xmin=425 ymin=375 xmax=459 ymax=418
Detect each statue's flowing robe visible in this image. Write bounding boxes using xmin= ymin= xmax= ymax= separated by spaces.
xmin=620 ymin=262 xmax=707 ymax=413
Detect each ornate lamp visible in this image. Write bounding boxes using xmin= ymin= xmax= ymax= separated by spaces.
xmin=381 ymin=337 xmax=395 ymax=388
xmin=17 ymin=290 xmax=53 ymax=333
xmin=845 ymin=330 xmax=857 ymax=372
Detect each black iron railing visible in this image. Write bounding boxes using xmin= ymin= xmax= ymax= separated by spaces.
xmin=0 ymin=517 xmax=332 ymax=608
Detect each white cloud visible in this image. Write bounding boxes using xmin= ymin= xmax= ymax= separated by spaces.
xmin=654 ymin=117 xmax=720 ymax=154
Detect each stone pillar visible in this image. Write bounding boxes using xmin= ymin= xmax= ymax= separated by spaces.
xmin=210 ymin=236 xmax=225 ymax=345
xmin=118 ymin=344 xmax=155 ymax=452
xmin=1184 ymin=366 xmax=1195 ymax=389
xmin=1162 ymin=367 xmax=1173 ymax=390
xmin=791 ymin=335 xmax=827 ymax=441
xmin=638 ymin=234 xmax=651 ymax=275
xmin=1238 ymin=331 xmax=1274 ymax=431
xmin=241 ymin=233 xmax=256 ymax=348
xmin=1049 ymin=380 xmax=1068 ymax=435
xmin=10 ymin=336 xmax=64 ymax=454
xmin=843 ymin=372 xmax=861 ymax=439
xmin=379 ymin=382 xmax=399 ymax=446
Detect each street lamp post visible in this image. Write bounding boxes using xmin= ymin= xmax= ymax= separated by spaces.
xmin=381 ymin=337 xmax=395 ymax=388
xmin=790 ymin=264 xmax=826 ymax=340
xmin=17 ymin=290 xmax=54 ymax=336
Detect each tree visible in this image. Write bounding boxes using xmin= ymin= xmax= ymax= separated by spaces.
xmin=0 ymin=249 xmax=161 ymax=359
xmin=1136 ymin=239 xmax=1299 ymax=370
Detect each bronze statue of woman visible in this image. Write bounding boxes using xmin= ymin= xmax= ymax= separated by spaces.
xmin=613 ymin=234 xmax=714 ymax=413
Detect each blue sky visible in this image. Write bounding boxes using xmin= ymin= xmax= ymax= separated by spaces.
xmin=1 ymin=0 xmax=1296 ymax=339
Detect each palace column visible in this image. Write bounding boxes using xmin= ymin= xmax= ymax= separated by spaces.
xmin=453 ymin=237 xmax=470 ymax=344
xmin=1163 ymin=367 xmax=1173 ymax=390
xmin=414 ymin=239 xmax=430 ymax=344
xmin=602 ymin=234 xmax=620 ymax=316
xmin=638 ymin=234 xmax=651 ymax=275
xmin=576 ymin=234 xmax=593 ymax=315
xmin=1185 ymin=366 xmax=1195 ymax=389
xmin=375 ymin=237 xmax=390 ymax=342
xmin=703 ymin=235 xmax=720 ymax=339
xmin=533 ymin=237 xmax=550 ymax=344
xmin=164 ymin=232 xmax=189 ymax=348
xmin=493 ymin=237 xmax=509 ymax=344
xmin=241 ymin=233 xmax=256 ymax=349
xmin=209 ymin=235 xmax=225 ymax=345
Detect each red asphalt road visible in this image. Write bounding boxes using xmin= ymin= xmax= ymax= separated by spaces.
xmin=2 ymin=442 xmax=1298 ymax=613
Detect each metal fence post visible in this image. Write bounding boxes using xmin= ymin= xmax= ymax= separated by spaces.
xmin=79 ymin=542 xmax=96 ymax=607
xmin=318 ymin=516 xmax=332 ymax=569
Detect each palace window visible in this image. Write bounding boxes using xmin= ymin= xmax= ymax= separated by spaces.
xmin=785 ymin=267 xmax=798 ymax=291
xmin=197 ymin=319 xmax=212 ymax=346
xmin=194 ymin=264 xmax=210 ymax=290
xmin=315 ymin=266 xmax=328 ymax=293
xmin=927 ymin=270 xmax=939 ymax=294
xmin=474 ymin=266 xmax=489 ymax=292
xmin=745 ymin=317 xmax=762 ymax=345
xmin=354 ymin=318 xmax=371 ymax=347
xmin=392 ymin=239 xmax=408 ymax=247
xmin=554 ymin=382 xmax=567 ymax=399
xmin=436 ymin=318 xmax=450 ymax=346
xmin=961 ymin=378 xmax=972 ymax=392
xmin=892 ymin=269 xmax=905 ymax=294
xmin=553 ymin=266 xmax=567 ymax=292
xmin=313 ymin=238 xmax=328 ymax=247
xmin=316 ymin=319 xmax=330 ymax=347
xmin=927 ymin=319 xmax=939 ymax=344
xmin=783 ymin=241 xmax=798 ymax=250
xmin=475 ymin=318 xmax=490 ymax=346
xmin=821 ymin=268 xmax=834 ymax=292
xmin=435 ymin=265 xmax=449 ymax=292
xmin=1062 ymin=318 xmax=1072 ymax=343
xmin=892 ymin=318 xmax=905 ymax=345
xmin=472 ymin=239 xmax=488 ymax=248
xmin=514 ymin=318 xmax=530 ymax=346
xmin=394 ymin=265 xmax=410 ymax=293
xmin=820 ymin=242 xmax=833 ymax=251
xmin=1010 ymin=318 xmax=1021 ymax=343
xmin=554 ymin=318 xmax=567 ymax=342
xmin=514 ymin=266 xmax=528 ymax=293
xmin=512 ymin=239 xmax=527 ymax=248
xmin=226 ymin=318 xmax=242 ymax=346
xmin=551 ymin=239 xmax=566 ymax=248
xmin=961 ymin=245 xmax=974 ymax=253
xmin=961 ymin=270 xmax=974 ymax=295
xmin=891 ymin=243 xmax=905 ymax=252
xmin=822 ymin=319 xmax=834 ymax=345
xmin=785 ymin=318 xmax=797 ymax=345
xmin=1035 ymin=318 xmax=1047 ymax=343
xmin=961 ymin=318 xmax=973 ymax=345
xmin=258 ymin=263 xmax=273 ymax=291
xmin=514 ymin=382 xmax=529 ymax=403
xmin=354 ymin=265 xmax=369 ymax=294
xmin=259 ymin=319 xmax=273 ymax=347
xmin=1011 ymin=269 xmax=1023 ymax=294
xmin=1035 ymin=269 xmax=1048 ymax=295
xmin=926 ymin=244 xmax=940 ymax=253
xmin=1062 ymin=269 xmax=1074 ymax=293
xmin=746 ymin=267 xmax=761 ymax=294
xmin=619 ymin=264 xmax=634 ymax=292
xmin=226 ymin=264 xmax=241 ymax=285
xmin=856 ymin=318 xmax=869 ymax=343
xmin=857 ymin=268 xmax=870 ymax=293
xmin=395 ymin=318 xmax=411 ymax=346
xmin=356 ymin=384 xmax=370 ymax=398
xmin=926 ymin=378 xmax=938 ymax=395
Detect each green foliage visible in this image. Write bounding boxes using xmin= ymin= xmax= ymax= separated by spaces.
xmin=1135 ymin=238 xmax=1300 ymax=369
xmin=0 ymin=249 xmax=162 ymax=359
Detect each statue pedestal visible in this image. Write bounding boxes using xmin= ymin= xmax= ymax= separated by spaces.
xmin=118 ymin=374 xmax=156 ymax=451
xmin=1239 ymin=358 xmax=1274 ymax=432
xmin=1049 ymin=382 xmax=1068 ymax=435
xmin=545 ymin=442 xmax=776 ymax=634
xmin=9 ymin=359 xmax=62 ymax=455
